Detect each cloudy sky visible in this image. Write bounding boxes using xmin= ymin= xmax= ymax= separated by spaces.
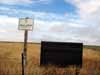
xmin=0 ymin=0 xmax=100 ymax=45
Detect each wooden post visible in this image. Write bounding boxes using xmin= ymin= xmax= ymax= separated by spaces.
xmin=24 ymin=30 xmax=28 ymax=64
xmin=22 ymin=30 xmax=28 ymax=75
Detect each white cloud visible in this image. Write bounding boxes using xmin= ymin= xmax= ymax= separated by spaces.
xmin=0 ymin=4 xmax=100 ymax=45
xmin=0 ymin=0 xmax=51 ymax=5
xmin=0 ymin=6 xmax=67 ymax=21
xmin=0 ymin=14 xmax=100 ymax=45
xmin=0 ymin=16 xmax=24 ymax=42
xmin=0 ymin=29 xmax=7 ymax=33
xmin=65 ymin=0 xmax=100 ymax=21
xmin=0 ymin=15 xmax=83 ymax=43
xmin=0 ymin=6 xmax=34 ymax=17
xmin=64 ymin=0 xmax=100 ymax=45
xmin=0 ymin=0 xmax=32 ymax=4
xmin=65 ymin=0 xmax=100 ymax=28
xmin=0 ymin=15 xmax=18 ymax=30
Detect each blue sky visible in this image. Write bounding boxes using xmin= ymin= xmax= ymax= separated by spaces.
xmin=0 ymin=0 xmax=100 ymax=45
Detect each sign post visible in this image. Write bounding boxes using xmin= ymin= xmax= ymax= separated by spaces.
xmin=19 ymin=17 xmax=33 ymax=75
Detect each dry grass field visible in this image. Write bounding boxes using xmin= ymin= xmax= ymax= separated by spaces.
xmin=0 ymin=42 xmax=100 ymax=75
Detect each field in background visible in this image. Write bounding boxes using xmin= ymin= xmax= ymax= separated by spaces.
xmin=0 ymin=42 xmax=100 ymax=75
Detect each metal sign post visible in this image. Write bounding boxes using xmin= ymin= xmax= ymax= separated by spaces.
xmin=19 ymin=17 xmax=33 ymax=75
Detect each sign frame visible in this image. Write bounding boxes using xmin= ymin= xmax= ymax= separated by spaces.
xmin=18 ymin=17 xmax=33 ymax=31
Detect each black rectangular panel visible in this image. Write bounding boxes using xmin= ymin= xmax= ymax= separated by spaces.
xmin=40 ymin=41 xmax=83 ymax=67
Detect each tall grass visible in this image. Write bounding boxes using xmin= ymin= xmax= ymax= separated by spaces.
xmin=0 ymin=42 xmax=100 ymax=75
xmin=0 ymin=57 xmax=100 ymax=75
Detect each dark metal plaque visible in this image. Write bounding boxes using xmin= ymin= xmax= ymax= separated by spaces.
xmin=40 ymin=41 xmax=83 ymax=67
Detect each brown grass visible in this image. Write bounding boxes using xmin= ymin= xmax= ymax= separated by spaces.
xmin=0 ymin=42 xmax=100 ymax=75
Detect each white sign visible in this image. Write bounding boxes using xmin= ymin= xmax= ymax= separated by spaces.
xmin=18 ymin=18 xmax=33 ymax=30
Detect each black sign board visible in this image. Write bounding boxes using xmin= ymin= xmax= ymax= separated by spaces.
xmin=40 ymin=41 xmax=83 ymax=67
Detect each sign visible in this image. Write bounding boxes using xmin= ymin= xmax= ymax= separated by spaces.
xmin=40 ymin=41 xmax=83 ymax=67
xmin=18 ymin=17 xmax=33 ymax=75
xmin=18 ymin=18 xmax=33 ymax=30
